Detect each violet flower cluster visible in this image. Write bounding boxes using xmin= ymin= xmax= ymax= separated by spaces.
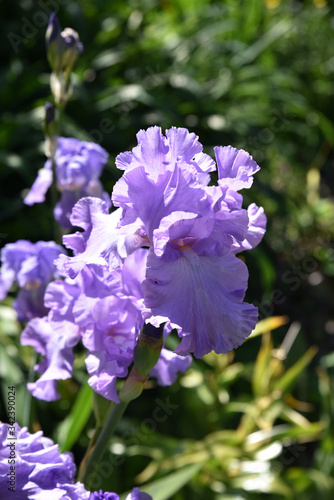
xmin=1 ymin=126 xmax=265 ymax=404
xmin=57 ymin=127 xmax=266 ymax=358
xmin=21 ymin=241 xmax=191 ymax=402
xmin=24 ymin=137 xmax=110 ymax=228
xmin=0 ymin=240 xmax=64 ymax=322
xmin=0 ymin=422 xmax=151 ymax=500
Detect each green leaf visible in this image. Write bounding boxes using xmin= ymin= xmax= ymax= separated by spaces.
xmin=316 ymin=112 xmax=334 ymax=147
xmin=246 ymin=316 xmax=289 ymax=342
xmin=120 ymin=463 xmax=202 ymax=500
xmin=286 ymin=467 xmax=334 ymax=495
xmin=56 ymin=381 xmax=94 ymax=452
xmin=274 ymin=347 xmax=318 ymax=394
xmin=0 ymin=304 xmax=21 ymax=338
xmin=231 ymin=19 xmax=293 ymax=67
xmin=252 ymin=333 xmax=274 ymax=397
xmin=245 ymin=422 xmax=325 ymax=452
xmin=230 ymin=471 xmax=292 ymax=496
xmin=0 ymin=346 xmax=23 ymax=384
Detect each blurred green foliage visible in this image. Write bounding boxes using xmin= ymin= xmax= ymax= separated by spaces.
xmin=1 ymin=0 xmax=334 ymax=498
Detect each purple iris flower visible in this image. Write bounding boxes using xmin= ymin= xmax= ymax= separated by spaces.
xmin=24 ymin=137 xmax=110 ymax=228
xmin=89 ymin=492 xmax=119 ymax=500
xmin=23 ymin=249 xmax=190 ymax=402
xmin=0 ymin=240 xmax=65 ymax=322
xmin=55 ymin=197 xmax=147 ymax=279
xmin=150 ymin=348 xmax=192 ymax=386
xmin=0 ymin=422 xmax=152 ymax=499
xmin=21 ymin=316 xmax=81 ymax=401
xmin=57 ymin=127 xmax=266 ymax=358
xmin=0 ymin=422 xmax=85 ymax=499
xmin=89 ymin=488 xmax=152 ymax=500
xmin=124 ymin=488 xmax=153 ymax=500
xmin=20 ymin=268 xmax=83 ymax=401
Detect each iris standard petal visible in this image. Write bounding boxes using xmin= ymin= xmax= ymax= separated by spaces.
xmin=215 ymin=146 xmax=260 ymax=191
xmin=57 ymin=198 xmax=142 ymax=278
xmin=231 ymin=203 xmax=267 ymax=253
xmin=21 ymin=317 xmax=80 ymax=400
xmin=24 ymin=164 xmax=53 ymax=205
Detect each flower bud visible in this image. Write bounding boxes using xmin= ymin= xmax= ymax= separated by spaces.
xmin=61 ymin=28 xmax=84 ymax=74
xmin=133 ymin=322 xmax=164 ymax=377
xmin=119 ymin=323 xmax=164 ymax=403
xmin=119 ymin=368 xmax=146 ymax=403
xmin=45 ymin=13 xmax=83 ymax=74
xmin=45 ymin=13 xmax=64 ymax=73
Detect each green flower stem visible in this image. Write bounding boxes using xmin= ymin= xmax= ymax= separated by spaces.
xmin=22 ymin=350 xmax=37 ymax=428
xmin=80 ymin=399 xmax=129 ymax=489
xmin=56 ymin=102 xmax=65 ymax=132
xmin=47 ymin=100 xmax=65 ymax=244
xmin=79 ymin=323 xmax=164 ymax=488
xmin=49 ymin=146 xmax=63 ymax=245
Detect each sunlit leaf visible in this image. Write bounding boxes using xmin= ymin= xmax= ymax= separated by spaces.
xmin=246 ymin=316 xmax=289 ymax=341
xmin=231 ymin=19 xmax=293 ymax=67
xmin=274 ymin=347 xmax=318 ymax=393
xmin=120 ymin=463 xmax=202 ymax=500
xmin=252 ymin=333 xmax=274 ymax=396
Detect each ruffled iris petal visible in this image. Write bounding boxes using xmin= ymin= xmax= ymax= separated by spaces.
xmin=125 ymin=487 xmax=153 ymax=500
xmin=151 ymin=348 xmax=192 ymax=386
xmin=0 ymin=423 xmax=91 ymax=499
xmin=57 ymin=198 xmax=143 ymax=278
xmin=24 ymin=163 xmax=53 ymax=205
xmin=215 ymin=145 xmax=260 ymax=191
xmin=232 ymin=203 xmax=267 ymax=253
xmin=21 ymin=317 xmax=80 ymax=401
xmin=143 ymin=248 xmax=258 ymax=358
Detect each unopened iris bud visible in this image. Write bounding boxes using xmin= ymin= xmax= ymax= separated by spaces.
xmin=119 ymin=323 xmax=164 ymax=403
xmin=61 ymin=28 xmax=83 ymax=74
xmin=119 ymin=368 xmax=147 ymax=403
xmin=45 ymin=13 xmax=83 ymax=74
xmin=46 ymin=13 xmax=64 ymax=73
xmin=133 ymin=322 xmax=164 ymax=377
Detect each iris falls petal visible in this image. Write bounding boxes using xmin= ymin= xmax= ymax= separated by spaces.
xmin=143 ymin=248 xmax=258 ymax=358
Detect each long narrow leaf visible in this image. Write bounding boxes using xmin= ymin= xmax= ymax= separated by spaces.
xmin=246 ymin=316 xmax=289 ymax=342
xmin=56 ymin=381 xmax=94 ymax=452
xmin=274 ymin=347 xmax=318 ymax=394
xmin=120 ymin=463 xmax=202 ymax=500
